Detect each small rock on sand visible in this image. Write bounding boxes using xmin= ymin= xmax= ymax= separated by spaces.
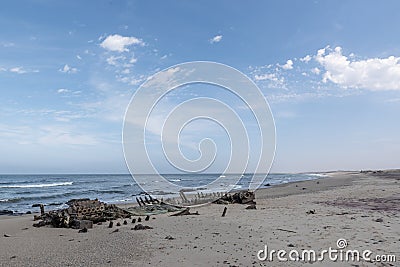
xmin=133 ymin=224 xmax=153 ymax=230
xmin=78 ymin=227 xmax=88 ymax=233
xmin=246 ymin=204 xmax=256 ymax=210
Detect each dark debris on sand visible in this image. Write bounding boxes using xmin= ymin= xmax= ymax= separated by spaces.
xmin=32 ymin=199 xmax=132 ymax=229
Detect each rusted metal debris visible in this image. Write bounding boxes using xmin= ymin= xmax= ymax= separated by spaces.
xmin=125 ymin=201 xmax=184 ymax=216
xmin=31 ymin=190 xmax=255 ymax=228
xmin=136 ymin=194 xmax=160 ymax=207
xmin=32 ymin=197 xmax=186 ymax=228
xmin=164 ymin=190 xmax=256 ymax=206
xmin=33 ymin=198 xmax=131 ymax=228
xmin=163 ymin=190 xmax=223 ymax=205
xmin=213 ymin=190 xmax=256 ymax=205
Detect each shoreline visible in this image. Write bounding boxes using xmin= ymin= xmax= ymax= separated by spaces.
xmin=1 ymin=170 xmax=399 ymax=266
xmin=0 ymin=170 xmax=395 ymax=216
xmin=0 ymin=171 xmax=333 ymax=215
xmin=0 ymin=171 xmax=356 ymax=217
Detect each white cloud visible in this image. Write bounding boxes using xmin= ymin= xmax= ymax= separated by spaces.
xmin=116 ymin=76 xmax=144 ymax=85
xmin=266 ymin=91 xmax=333 ymax=103
xmin=38 ymin=125 xmax=97 ymax=146
xmin=129 ymin=57 xmax=137 ymax=64
xmin=57 ymin=88 xmax=70 ymax=94
xmin=56 ymin=89 xmax=82 ymax=98
xmin=0 ymin=113 xmax=97 ymax=145
xmin=59 ymin=64 xmax=78 ymax=74
xmin=1 ymin=42 xmax=15 ymax=47
xmin=106 ymin=55 xmax=125 ymax=66
xmin=100 ymin=34 xmax=144 ymax=52
xmin=315 ymin=46 xmax=400 ymax=90
xmin=311 ymin=67 xmax=321 ymax=75
xmin=300 ymin=55 xmax=312 ymax=62
xmin=98 ymin=33 xmax=107 ymax=41
xmin=0 ymin=123 xmax=28 ymax=138
xmin=281 ymin=59 xmax=293 ymax=70
xmin=76 ymin=55 xmax=82 ymax=60
xmin=106 ymin=55 xmax=137 ymax=70
xmin=9 ymin=67 xmax=27 ymax=74
xmin=209 ymin=35 xmax=223 ymax=44
xmin=252 ymin=70 xmax=286 ymax=89
xmin=254 ymin=73 xmax=279 ymax=81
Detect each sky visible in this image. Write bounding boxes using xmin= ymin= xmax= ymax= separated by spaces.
xmin=1 ymin=0 xmax=400 ymax=174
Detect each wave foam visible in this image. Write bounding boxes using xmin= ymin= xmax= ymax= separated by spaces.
xmin=0 ymin=182 xmax=73 ymax=188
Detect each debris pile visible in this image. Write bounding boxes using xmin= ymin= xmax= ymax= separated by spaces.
xmin=33 ymin=198 xmax=131 ymax=228
xmin=213 ymin=190 xmax=256 ymax=205
xmin=31 ymin=190 xmax=256 ymax=228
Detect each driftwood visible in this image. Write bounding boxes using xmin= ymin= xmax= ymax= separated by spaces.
xmin=221 ymin=207 xmax=227 ymax=217
xmin=276 ymin=228 xmax=297 ymax=234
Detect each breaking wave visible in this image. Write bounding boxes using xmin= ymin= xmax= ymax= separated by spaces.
xmin=0 ymin=182 xmax=73 ymax=188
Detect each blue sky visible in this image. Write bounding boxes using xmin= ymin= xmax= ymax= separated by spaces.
xmin=1 ymin=0 xmax=400 ymax=173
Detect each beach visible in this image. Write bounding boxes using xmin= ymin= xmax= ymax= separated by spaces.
xmin=1 ymin=170 xmax=399 ymax=266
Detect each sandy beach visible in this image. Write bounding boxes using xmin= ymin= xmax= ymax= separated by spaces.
xmin=1 ymin=170 xmax=399 ymax=266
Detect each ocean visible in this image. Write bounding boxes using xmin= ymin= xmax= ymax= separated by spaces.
xmin=0 ymin=173 xmax=326 ymax=213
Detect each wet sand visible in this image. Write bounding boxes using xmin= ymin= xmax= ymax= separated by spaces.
xmin=1 ymin=170 xmax=399 ymax=266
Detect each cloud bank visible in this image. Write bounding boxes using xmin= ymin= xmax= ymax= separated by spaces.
xmin=316 ymin=46 xmax=400 ymax=90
